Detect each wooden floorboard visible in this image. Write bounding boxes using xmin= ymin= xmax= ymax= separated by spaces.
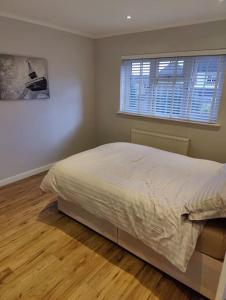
xmin=0 ymin=174 xmax=206 ymax=300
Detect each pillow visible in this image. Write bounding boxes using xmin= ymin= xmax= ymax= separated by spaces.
xmin=186 ymin=164 xmax=226 ymax=220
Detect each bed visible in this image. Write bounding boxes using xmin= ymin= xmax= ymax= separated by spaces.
xmin=41 ymin=142 xmax=226 ymax=299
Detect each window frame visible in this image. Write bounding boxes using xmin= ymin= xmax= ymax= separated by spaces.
xmin=118 ymin=49 xmax=226 ymax=127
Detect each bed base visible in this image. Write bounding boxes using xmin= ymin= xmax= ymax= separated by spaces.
xmin=58 ymin=198 xmax=223 ymax=300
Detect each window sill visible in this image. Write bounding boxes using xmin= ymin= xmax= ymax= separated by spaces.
xmin=117 ymin=111 xmax=221 ymax=129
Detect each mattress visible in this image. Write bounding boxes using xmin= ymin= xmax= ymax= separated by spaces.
xmin=197 ymin=219 xmax=226 ymax=261
xmin=41 ymin=142 xmax=224 ymax=272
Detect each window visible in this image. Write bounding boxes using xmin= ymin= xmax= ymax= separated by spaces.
xmin=120 ymin=54 xmax=226 ymax=124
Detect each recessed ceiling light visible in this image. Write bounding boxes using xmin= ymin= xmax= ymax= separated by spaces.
xmin=126 ymin=15 xmax=132 ymax=20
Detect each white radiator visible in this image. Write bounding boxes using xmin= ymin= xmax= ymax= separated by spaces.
xmin=131 ymin=128 xmax=190 ymax=156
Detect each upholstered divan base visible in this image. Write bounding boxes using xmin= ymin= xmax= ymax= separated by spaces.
xmin=58 ymin=198 xmax=223 ymax=300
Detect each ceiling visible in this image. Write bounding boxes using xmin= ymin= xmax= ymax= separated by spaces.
xmin=0 ymin=0 xmax=226 ymax=39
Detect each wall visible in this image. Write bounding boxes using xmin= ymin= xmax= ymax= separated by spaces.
xmin=0 ymin=16 xmax=96 ymax=181
xmin=95 ymin=20 xmax=226 ymax=162
xmin=1 ymin=18 xmax=226 ymax=183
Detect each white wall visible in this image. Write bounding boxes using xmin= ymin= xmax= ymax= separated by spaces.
xmin=95 ymin=20 xmax=226 ymax=162
xmin=0 ymin=16 xmax=96 ymax=181
xmin=1 ymin=17 xmax=226 ymax=183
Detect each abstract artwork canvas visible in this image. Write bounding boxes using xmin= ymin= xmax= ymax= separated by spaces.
xmin=0 ymin=54 xmax=49 ymax=100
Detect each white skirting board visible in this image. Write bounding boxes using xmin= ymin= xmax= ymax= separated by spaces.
xmin=0 ymin=163 xmax=55 ymax=187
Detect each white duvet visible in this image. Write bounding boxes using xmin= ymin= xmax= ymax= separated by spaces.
xmin=41 ymin=142 xmax=224 ymax=272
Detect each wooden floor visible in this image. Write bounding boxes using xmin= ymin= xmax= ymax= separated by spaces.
xmin=0 ymin=174 xmax=206 ymax=300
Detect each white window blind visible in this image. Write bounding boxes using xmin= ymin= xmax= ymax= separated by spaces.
xmin=120 ymin=55 xmax=226 ymax=124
